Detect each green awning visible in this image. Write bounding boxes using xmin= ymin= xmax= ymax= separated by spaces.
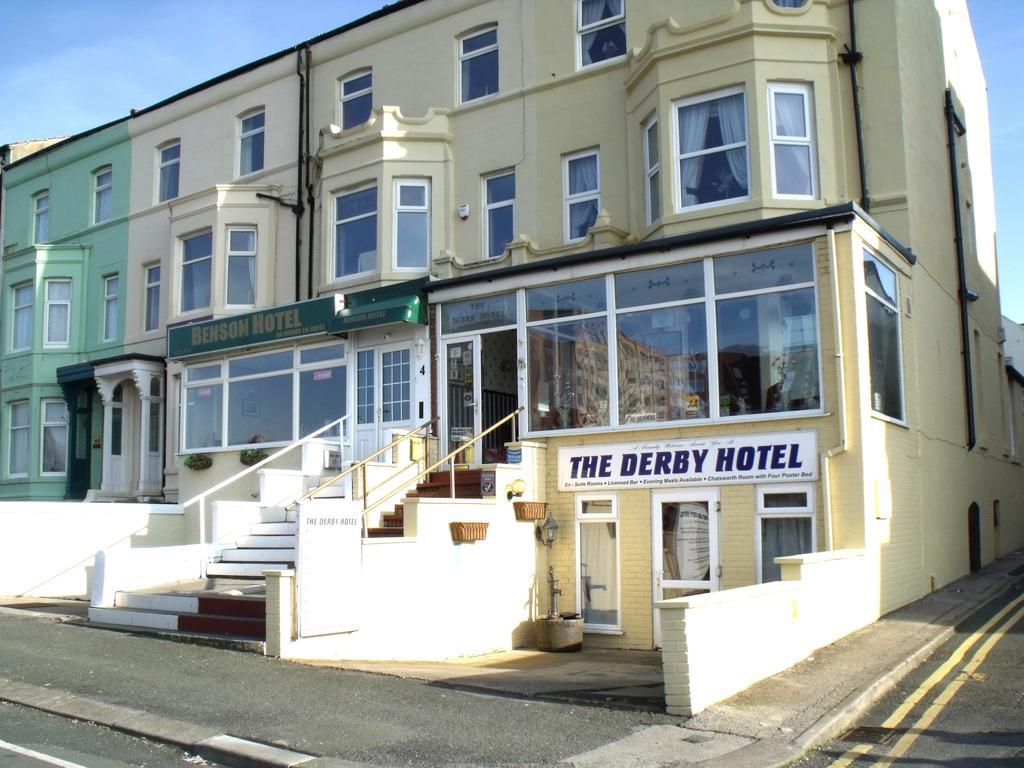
xmin=334 ymin=294 xmax=426 ymax=331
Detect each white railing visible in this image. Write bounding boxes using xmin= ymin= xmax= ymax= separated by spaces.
xmin=182 ymin=415 xmax=350 ymax=557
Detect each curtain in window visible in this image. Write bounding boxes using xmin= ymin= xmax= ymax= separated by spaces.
xmin=48 ymin=304 xmax=69 ymax=343
xmin=568 ymin=155 xmax=599 ymax=239
xmin=717 ymin=94 xmax=748 ymax=190
xmin=774 ymin=92 xmax=811 ymax=194
xmin=581 ymin=0 xmax=621 ymax=24
xmin=680 ymin=102 xmax=712 ymax=206
xmin=773 ymin=0 xmax=808 ymax=7
xmin=580 ymin=520 xmax=618 ymax=626
xmin=761 ymin=517 xmax=812 ymax=582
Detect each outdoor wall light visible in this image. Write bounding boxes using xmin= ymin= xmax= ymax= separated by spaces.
xmin=506 ymin=478 xmax=527 ymax=500
xmin=536 ymin=515 xmax=559 ymax=547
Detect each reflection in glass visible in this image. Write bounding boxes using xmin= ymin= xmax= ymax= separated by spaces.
xmin=528 ymin=318 xmax=609 ymax=431
xmin=186 ymin=383 xmax=222 ymax=450
xmin=300 ymin=366 xmax=346 ymax=437
xmin=526 ymin=277 xmax=606 ymax=321
xmin=229 ymin=374 xmax=292 ymax=445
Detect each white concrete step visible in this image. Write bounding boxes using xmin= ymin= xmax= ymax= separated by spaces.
xmin=237 ymin=535 xmax=295 ymax=548
xmin=89 ymin=606 xmax=178 ymax=631
xmin=114 ymin=592 xmax=199 ymax=613
xmin=206 ymin=562 xmax=291 ymax=578
xmin=251 ymin=522 xmax=297 ymax=535
xmin=220 ymin=548 xmax=296 ymax=562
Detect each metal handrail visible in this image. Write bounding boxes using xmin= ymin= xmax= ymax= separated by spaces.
xmin=361 ymin=406 xmax=524 ymax=521
xmin=286 ymin=417 xmax=437 ymax=512
xmin=182 ymin=414 xmax=350 ymax=550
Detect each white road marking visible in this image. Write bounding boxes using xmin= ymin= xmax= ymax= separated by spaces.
xmin=0 ymin=737 xmax=91 ymax=768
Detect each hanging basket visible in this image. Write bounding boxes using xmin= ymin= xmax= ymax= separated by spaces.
xmin=513 ymin=501 xmax=547 ymax=521
xmin=184 ymin=453 xmax=213 ymax=471
xmin=449 ymin=522 xmax=489 ymax=543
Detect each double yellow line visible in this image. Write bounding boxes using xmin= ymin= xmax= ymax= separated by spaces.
xmin=828 ymin=589 xmax=1024 ymax=767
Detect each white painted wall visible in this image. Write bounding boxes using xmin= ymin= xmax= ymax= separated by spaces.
xmin=0 ymin=502 xmax=185 ymax=598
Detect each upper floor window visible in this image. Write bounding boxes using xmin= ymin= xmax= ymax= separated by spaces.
xmin=226 ymin=228 xmax=257 ymax=306
xmin=181 ymin=231 xmax=212 ymax=313
xmin=340 ymin=71 xmax=372 ymax=130
xmin=158 ymin=142 xmax=180 ymax=202
xmin=94 ymin=167 xmax=113 ymax=224
xmin=334 ymin=186 xmax=377 ymax=279
xmin=40 ymin=399 xmax=68 ymax=475
xmin=484 ymin=170 xmax=515 ymax=259
xmin=12 ymin=283 xmax=34 ymax=351
xmin=144 ymin=264 xmax=161 ymax=332
xmin=676 ymin=88 xmax=749 ymax=210
xmin=44 ymin=279 xmax=72 ymax=347
xmin=643 ymin=116 xmax=661 ymax=225
xmin=577 ymin=0 xmax=626 ymax=69
xmin=768 ymin=83 xmax=817 ymax=198
xmin=564 ymin=150 xmax=600 ymax=242
xmin=8 ymin=401 xmax=29 ymax=477
xmin=103 ymin=274 xmax=119 ymax=342
xmin=772 ymin=0 xmax=809 ymax=7
xmin=394 ymin=180 xmax=429 ymax=270
xmin=34 ymin=191 xmax=49 ymax=243
xmin=459 ymin=27 xmax=498 ymax=103
xmin=239 ymin=110 xmax=265 ymax=176
xmin=864 ymin=250 xmax=904 ymax=421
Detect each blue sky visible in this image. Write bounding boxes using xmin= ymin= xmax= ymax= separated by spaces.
xmin=1 ymin=0 xmax=1020 ymax=321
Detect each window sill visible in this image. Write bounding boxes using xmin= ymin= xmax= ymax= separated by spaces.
xmin=869 ymin=411 xmax=909 ymax=429
xmin=583 ymin=626 xmax=624 ymax=635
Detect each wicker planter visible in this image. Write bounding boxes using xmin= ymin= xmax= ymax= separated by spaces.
xmin=184 ymin=453 xmax=213 ymax=471
xmin=513 ymin=501 xmax=547 ymax=521
xmin=449 ymin=522 xmax=489 ymax=543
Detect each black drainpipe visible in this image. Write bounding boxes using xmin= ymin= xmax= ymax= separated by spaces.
xmin=840 ymin=0 xmax=870 ymax=211
xmin=294 ymin=47 xmax=308 ymax=302
xmin=945 ymin=88 xmax=977 ymax=450
xmin=305 ymin=47 xmax=315 ymax=300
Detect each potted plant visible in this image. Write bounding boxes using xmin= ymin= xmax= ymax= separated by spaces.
xmin=184 ymin=453 xmax=213 ymax=470
xmin=239 ymin=447 xmax=268 ymax=466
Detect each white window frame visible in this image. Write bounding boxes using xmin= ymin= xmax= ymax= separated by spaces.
xmin=157 ymin=141 xmax=180 ymax=202
xmin=103 ymin=274 xmax=119 ymax=342
xmin=768 ymin=83 xmax=817 ymax=200
xmin=43 ymin=278 xmax=72 ymax=348
xmin=393 ymin=179 xmax=430 ymax=271
xmin=864 ymin=249 xmax=906 ymax=424
xmin=642 ymin=114 xmax=660 ymax=226
xmin=11 ymin=282 xmax=34 ymax=352
xmin=574 ymin=494 xmax=621 ymax=633
xmin=563 ymin=149 xmax=601 ymax=243
xmin=576 ymin=0 xmax=626 ymax=70
xmin=8 ymin=400 xmax=30 ymax=478
xmin=673 ymin=86 xmax=751 ymax=213
xmin=333 ymin=184 xmax=378 ymax=281
xmin=40 ymin=398 xmax=68 ymax=476
xmin=483 ymin=170 xmax=515 ymax=259
xmin=180 ymin=230 xmax=213 ymax=314
xmin=33 ymin=191 xmax=49 ymax=244
xmin=755 ymin=483 xmax=816 ymax=583
xmin=226 ymin=227 xmax=258 ymax=308
xmin=458 ymin=26 xmax=499 ymax=105
xmin=94 ymin=166 xmax=113 ymax=224
xmin=239 ymin=109 xmax=265 ymax=177
xmin=340 ymin=70 xmax=373 ymax=131
xmin=144 ymin=263 xmax=161 ymax=333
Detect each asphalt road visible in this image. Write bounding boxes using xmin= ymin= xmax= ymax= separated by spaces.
xmin=0 ymin=700 xmax=222 ymax=768
xmin=0 ymin=612 xmax=675 ymax=768
xmin=792 ymin=579 xmax=1024 ymax=768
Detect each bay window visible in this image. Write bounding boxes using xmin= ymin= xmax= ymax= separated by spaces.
xmin=181 ymin=230 xmax=212 ymax=313
xmin=394 ymin=180 xmax=429 ymax=270
xmin=768 ymin=83 xmax=816 ymax=198
xmin=8 ymin=401 xmax=29 ymax=477
xmin=12 ymin=283 xmax=34 ymax=351
xmin=643 ymin=116 xmax=660 ymax=225
xmin=676 ymin=88 xmax=749 ymax=210
xmin=226 ymin=228 xmax=257 ymax=306
xmin=864 ymin=250 xmax=904 ymax=420
xmin=44 ymin=279 xmax=72 ymax=347
xmin=41 ymin=399 xmax=68 ymax=475
xmin=335 ymin=186 xmax=377 ymax=278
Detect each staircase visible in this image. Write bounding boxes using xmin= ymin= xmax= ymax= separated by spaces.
xmin=366 ymin=468 xmax=486 ymax=538
xmin=206 ymin=514 xmax=298 ymax=577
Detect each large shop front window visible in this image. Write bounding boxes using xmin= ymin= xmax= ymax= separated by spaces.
xmin=518 ymin=241 xmax=820 ymax=434
xmin=183 ymin=342 xmax=346 ymax=451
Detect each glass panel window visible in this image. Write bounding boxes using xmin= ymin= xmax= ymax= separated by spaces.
xmin=226 ymin=228 xmax=257 ymax=306
xmin=460 ymin=27 xmax=498 ymax=103
xmin=335 ymin=186 xmax=377 ymax=278
xmin=395 ymin=180 xmax=429 ymax=270
xmin=577 ymin=0 xmax=626 ymax=68
xmin=158 ymin=142 xmax=180 ymax=202
xmin=144 ymin=264 xmax=161 ymax=332
xmin=615 ymin=262 xmax=704 ymax=308
xmin=773 ymin=0 xmax=809 ymax=7
xmin=103 ymin=275 xmax=119 ymax=342
xmin=44 ymin=279 xmax=72 ymax=347
xmin=528 ymin=317 xmax=609 ymax=431
xmin=381 ymin=349 xmax=411 ymax=422
xmin=185 ymin=381 xmax=222 ymax=450
xmin=300 ymin=343 xmax=345 ymax=365
xmin=441 ymin=293 xmax=517 ymax=334
xmin=228 ymin=350 xmax=291 ymax=378
xmin=577 ymin=496 xmax=619 ymax=629
xmin=527 ymin=277 xmax=606 ymax=321
xmin=769 ymin=84 xmax=816 ymax=198
xmin=662 ymin=501 xmax=712 ymax=584
xmin=12 ymin=283 xmax=34 ymax=351
xmin=181 ymin=231 xmax=212 ymax=312
xmin=228 ymin=372 xmax=292 ymax=445
xmin=357 ymin=351 xmax=374 ymax=425
xmin=564 ymin=151 xmax=600 ymax=242
xmin=41 ymin=399 xmax=68 ymax=474
xmin=484 ymin=171 xmax=515 ymax=259
xmin=94 ymin=167 xmax=113 ymax=223
xmin=643 ymin=117 xmax=661 ymax=225
xmin=340 ymin=71 xmax=372 ymax=130
xmin=757 ymin=484 xmax=814 ymax=583
xmin=677 ymin=89 xmax=749 ymax=209
xmin=9 ymin=401 xmax=30 ymax=476
xmin=864 ymin=251 xmax=904 ymax=420
xmin=239 ymin=110 xmax=265 ymax=176
xmin=34 ymin=191 xmax=49 ymax=243
xmin=713 ymin=243 xmax=815 ymax=295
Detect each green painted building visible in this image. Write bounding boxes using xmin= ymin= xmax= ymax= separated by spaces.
xmin=1 ymin=121 xmax=131 ymax=500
